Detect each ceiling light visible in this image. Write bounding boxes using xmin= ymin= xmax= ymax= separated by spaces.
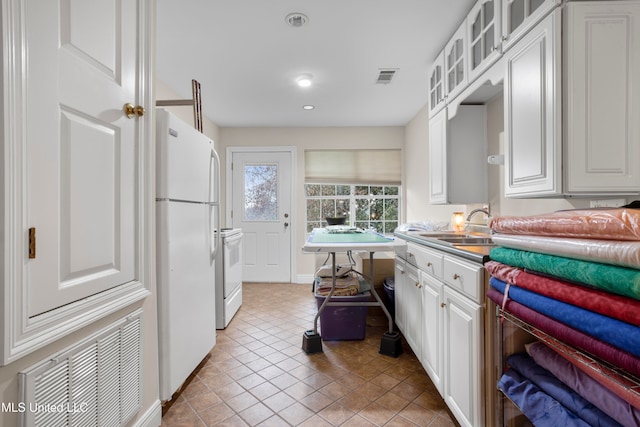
xmin=286 ymin=13 xmax=308 ymax=28
xmin=302 ymin=105 xmax=315 ymax=110
xmin=296 ymin=74 xmax=313 ymax=88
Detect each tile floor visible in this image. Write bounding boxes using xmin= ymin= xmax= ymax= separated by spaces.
xmin=161 ymin=282 xmax=457 ymax=427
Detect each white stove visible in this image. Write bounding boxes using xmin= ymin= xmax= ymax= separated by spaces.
xmin=215 ymin=228 xmax=243 ymax=329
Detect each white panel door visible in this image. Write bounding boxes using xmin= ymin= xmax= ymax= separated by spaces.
xmin=26 ymin=0 xmax=139 ymax=316
xmin=421 ymin=272 xmax=443 ymax=395
xmin=504 ymin=9 xmax=561 ymax=197
xmin=443 ymin=287 xmax=482 ymax=427
xmin=231 ymin=150 xmax=293 ymax=282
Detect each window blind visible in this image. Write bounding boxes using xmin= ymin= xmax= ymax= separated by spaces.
xmin=304 ymin=149 xmax=401 ymax=185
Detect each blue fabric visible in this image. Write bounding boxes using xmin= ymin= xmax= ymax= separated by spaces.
xmin=498 ymin=369 xmax=591 ymax=427
xmin=507 ymin=353 xmax=621 ymax=427
xmin=491 ymin=277 xmax=640 ymax=357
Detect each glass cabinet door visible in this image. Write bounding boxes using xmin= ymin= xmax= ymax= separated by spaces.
xmin=444 ymin=20 xmax=468 ymax=102
xmin=502 ymin=0 xmax=560 ymax=51
xmin=428 ymin=50 xmax=446 ymax=117
xmin=468 ymin=0 xmax=502 ymax=82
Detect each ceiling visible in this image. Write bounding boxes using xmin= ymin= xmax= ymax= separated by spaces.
xmin=155 ymin=0 xmax=475 ymax=127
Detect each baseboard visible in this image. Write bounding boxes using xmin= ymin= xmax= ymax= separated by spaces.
xmin=295 ymin=274 xmax=315 ymax=284
xmin=131 ymin=400 xmax=162 ymax=427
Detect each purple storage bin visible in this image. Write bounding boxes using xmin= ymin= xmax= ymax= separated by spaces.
xmin=314 ymin=291 xmax=370 ymax=340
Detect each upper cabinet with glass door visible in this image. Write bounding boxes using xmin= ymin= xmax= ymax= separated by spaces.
xmin=502 ymin=0 xmax=561 ymax=51
xmin=467 ymin=0 xmax=502 ymax=82
xmin=428 ymin=49 xmax=447 ymax=118
xmin=444 ymin=19 xmax=468 ymax=102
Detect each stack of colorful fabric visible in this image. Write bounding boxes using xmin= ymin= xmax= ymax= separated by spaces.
xmin=488 ymin=207 xmax=640 ymax=425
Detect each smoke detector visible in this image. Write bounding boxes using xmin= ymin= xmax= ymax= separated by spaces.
xmin=286 ymin=13 xmax=308 ymax=28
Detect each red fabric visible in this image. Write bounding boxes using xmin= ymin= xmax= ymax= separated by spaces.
xmin=489 ymin=208 xmax=640 ymax=241
xmin=486 ymin=261 xmax=640 ymax=327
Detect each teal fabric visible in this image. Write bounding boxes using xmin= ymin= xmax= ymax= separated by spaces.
xmin=489 ymin=247 xmax=640 ymax=300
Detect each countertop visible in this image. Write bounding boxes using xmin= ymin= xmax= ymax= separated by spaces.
xmin=394 ymin=230 xmax=493 ymax=264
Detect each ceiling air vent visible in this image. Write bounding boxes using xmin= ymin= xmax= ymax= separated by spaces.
xmin=376 ymin=69 xmax=398 ymax=84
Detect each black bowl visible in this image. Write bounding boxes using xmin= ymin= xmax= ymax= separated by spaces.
xmin=325 ymin=217 xmax=347 ymax=225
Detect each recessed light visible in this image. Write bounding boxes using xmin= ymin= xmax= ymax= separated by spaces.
xmin=302 ymin=105 xmax=315 ymax=110
xmin=286 ymin=13 xmax=308 ymax=28
xmin=297 ymin=74 xmax=313 ymax=88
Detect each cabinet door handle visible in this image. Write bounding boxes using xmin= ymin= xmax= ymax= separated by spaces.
xmin=415 ymin=281 xmax=420 ymax=287
xmin=453 ymin=273 xmax=460 ymax=280
xmin=426 ymin=262 xmax=432 ymax=267
xmin=440 ymin=302 xmax=446 ymax=308
xmin=407 ymin=252 xmax=413 ymax=258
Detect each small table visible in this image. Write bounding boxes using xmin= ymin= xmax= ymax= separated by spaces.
xmin=302 ymin=228 xmax=407 ymax=357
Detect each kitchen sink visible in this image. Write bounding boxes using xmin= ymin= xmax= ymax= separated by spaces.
xmin=436 ymin=237 xmax=495 ymax=246
xmin=418 ymin=232 xmax=473 ymax=238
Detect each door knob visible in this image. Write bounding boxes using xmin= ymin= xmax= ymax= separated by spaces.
xmin=124 ymin=103 xmax=145 ymax=118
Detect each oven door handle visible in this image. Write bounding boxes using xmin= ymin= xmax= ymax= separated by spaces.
xmin=224 ymin=233 xmax=243 ymax=245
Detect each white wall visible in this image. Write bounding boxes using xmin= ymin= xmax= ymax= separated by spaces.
xmin=219 ymin=126 xmax=404 ymax=281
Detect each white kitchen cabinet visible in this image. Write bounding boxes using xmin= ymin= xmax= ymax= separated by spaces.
xmin=2 ymin=0 xmax=152 ymax=363
xmin=428 ymin=50 xmax=447 ymax=118
xmin=504 ymin=9 xmax=562 ymax=197
xmin=394 ymin=258 xmax=408 ymax=334
xmin=396 ymin=257 xmax=423 ymax=359
xmin=395 ymin=237 xmax=487 ymax=427
xmin=443 ymin=285 xmax=483 ymax=427
xmin=429 ymin=105 xmax=488 ymax=205
xmin=505 ymin=2 xmax=640 ymax=198
xmin=444 ymin=20 xmax=469 ymax=102
xmin=502 ymin=0 xmax=561 ymax=51
xmin=468 ymin=0 xmax=503 ymax=82
xmin=420 ymin=271 xmax=444 ymax=394
xmin=565 ymin=1 xmax=640 ymax=193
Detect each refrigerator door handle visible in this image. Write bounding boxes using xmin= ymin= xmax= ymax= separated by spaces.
xmin=210 ymin=147 xmax=221 ymax=259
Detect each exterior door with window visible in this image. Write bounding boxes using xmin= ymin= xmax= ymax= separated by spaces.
xmin=231 ymin=150 xmax=293 ymax=282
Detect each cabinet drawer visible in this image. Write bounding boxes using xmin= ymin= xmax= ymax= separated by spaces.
xmin=406 ymin=242 xmax=443 ymax=279
xmin=443 ymin=256 xmax=484 ymax=303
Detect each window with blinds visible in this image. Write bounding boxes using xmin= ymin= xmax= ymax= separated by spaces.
xmin=304 ymin=149 xmax=401 ymax=185
xmin=304 ymin=149 xmax=402 ymax=235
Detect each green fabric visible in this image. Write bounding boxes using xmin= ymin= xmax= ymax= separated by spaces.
xmin=489 ymin=247 xmax=640 ymax=300
xmin=309 ymin=230 xmax=391 ymax=244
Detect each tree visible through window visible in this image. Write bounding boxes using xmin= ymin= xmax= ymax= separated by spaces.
xmin=244 ymin=164 xmax=277 ymax=221
xmin=305 ymin=184 xmax=400 ymax=235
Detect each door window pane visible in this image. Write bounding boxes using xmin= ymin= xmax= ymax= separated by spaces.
xmin=244 ymin=164 xmax=277 ymax=221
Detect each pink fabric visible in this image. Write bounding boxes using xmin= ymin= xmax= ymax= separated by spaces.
xmin=490 ymin=208 xmax=640 ymax=241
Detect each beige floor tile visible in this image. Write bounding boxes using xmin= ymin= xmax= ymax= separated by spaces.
xmin=161 ymin=283 xmax=455 ymax=427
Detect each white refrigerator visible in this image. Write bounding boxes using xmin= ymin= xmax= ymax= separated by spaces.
xmin=156 ymin=108 xmax=220 ymax=401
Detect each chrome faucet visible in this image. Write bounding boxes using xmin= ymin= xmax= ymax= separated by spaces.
xmin=466 ymin=208 xmax=491 ymax=223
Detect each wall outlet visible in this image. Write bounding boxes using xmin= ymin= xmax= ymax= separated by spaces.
xmin=590 ymin=198 xmax=626 ymax=208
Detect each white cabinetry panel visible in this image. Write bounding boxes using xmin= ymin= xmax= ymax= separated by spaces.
xmin=565 ymin=1 xmax=640 ymax=193
xmin=443 ymin=286 xmax=483 ymax=427
xmin=504 ymin=9 xmax=562 ymax=197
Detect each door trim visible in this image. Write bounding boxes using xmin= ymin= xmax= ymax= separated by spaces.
xmin=226 ymin=146 xmax=297 ymax=283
